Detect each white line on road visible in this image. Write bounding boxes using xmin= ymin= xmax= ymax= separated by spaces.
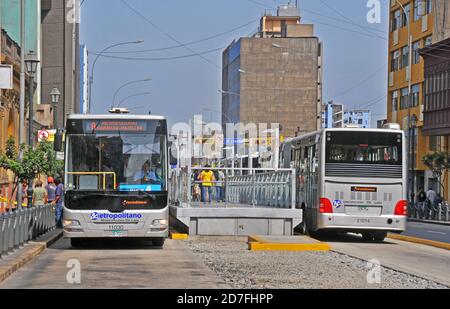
xmin=426 ymin=231 xmax=447 ymax=235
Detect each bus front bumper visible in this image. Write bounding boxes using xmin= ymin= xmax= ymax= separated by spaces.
xmin=63 ymin=208 xmax=169 ymax=239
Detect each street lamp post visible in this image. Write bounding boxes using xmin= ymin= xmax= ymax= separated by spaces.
xmin=117 ymin=92 xmax=151 ymax=108
xmin=24 ymin=51 xmax=40 ymax=208
xmin=111 ymin=77 xmax=152 ymax=109
xmin=88 ymin=40 xmax=144 ymax=113
xmin=410 ymin=114 xmax=418 ymax=205
xmin=395 ymin=0 xmax=413 ymax=201
xmin=50 ymin=87 xmax=61 ymax=129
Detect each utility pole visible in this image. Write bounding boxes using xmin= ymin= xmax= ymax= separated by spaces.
xmin=18 ymin=0 xmax=26 ymax=208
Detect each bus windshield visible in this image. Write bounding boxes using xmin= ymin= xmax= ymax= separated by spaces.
xmin=326 ymin=131 xmax=402 ymax=165
xmin=67 ymin=132 xmax=167 ymax=192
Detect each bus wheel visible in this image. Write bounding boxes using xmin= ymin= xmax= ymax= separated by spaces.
xmin=373 ymin=232 xmax=387 ymax=242
xmin=362 ymin=233 xmax=374 ymax=242
xmin=70 ymin=238 xmax=84 ymax=248
xmin=152 ymin=238 xmax=165 ymax=247
xmin=299 ymin=217 xmax=309 ymax=235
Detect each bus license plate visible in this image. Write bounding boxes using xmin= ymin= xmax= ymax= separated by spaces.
xmin=105 ymin=229 xmax=127 ymax=237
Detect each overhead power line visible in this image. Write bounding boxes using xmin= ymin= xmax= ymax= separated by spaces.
xmin=90 ymin=46 xmax=225 ymax=61
xmin=96 ymin=18 xmax=259 ymax=55
xmin=120 ymin=0 xmax=220 ymax=68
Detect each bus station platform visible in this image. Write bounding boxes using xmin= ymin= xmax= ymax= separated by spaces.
xmin=169 ymin=203 xmax=302 ymax=237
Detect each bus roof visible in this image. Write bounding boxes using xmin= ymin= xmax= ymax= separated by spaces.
xmin=283 ymin=127 xmax=404 ymax=145
xmin=67 ymin=114 xmax=166 ymax=121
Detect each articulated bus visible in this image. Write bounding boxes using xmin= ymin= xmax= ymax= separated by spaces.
xmin=280 ymin=126 xmax=407 ymax=241
xmin=62 ymin=114 xmax=169 ymax=247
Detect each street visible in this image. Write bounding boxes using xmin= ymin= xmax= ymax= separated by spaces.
xmin=0 ymin=238 xmax=229 ymax=289
xmin=403 ymin=221 xmax=450 ymax=244
xmin=322 ymin=233 xmax=450 ymax=287
xmin=1 ymin=234 xmax=449 ymax=289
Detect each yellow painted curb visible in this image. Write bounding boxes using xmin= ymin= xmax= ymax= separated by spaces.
xmin=247 ymin=235 xmax=331 ymax=252
xmin=388 ymin=233 xmax=450 ymax=251
xmin=170 ymin=233 xmax=189 ymax=240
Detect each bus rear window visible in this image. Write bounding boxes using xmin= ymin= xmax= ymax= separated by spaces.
xmin=326 ymin=131 xmax=402 ymax=165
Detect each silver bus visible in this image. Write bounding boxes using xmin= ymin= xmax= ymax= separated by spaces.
xmin=280 ymin=126 xmax=407 ymax=241
xmin=62 ymin=114 xmax=169 ymax=247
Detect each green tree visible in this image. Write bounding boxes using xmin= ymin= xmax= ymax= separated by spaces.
xmin=422 ymin=151 xmax=450 ymax=199
xmin=0 ymin=136 xmax=62 ymax=209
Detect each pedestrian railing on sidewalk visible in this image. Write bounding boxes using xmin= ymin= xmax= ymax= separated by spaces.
xmin=0 ymin=204 xmax=56 ymax=259
xmin=408 ymin=201 xmax=450 ymax=222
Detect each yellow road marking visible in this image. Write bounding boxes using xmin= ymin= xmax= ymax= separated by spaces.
xmin=388 ymin=233 xmax=450 ymax=251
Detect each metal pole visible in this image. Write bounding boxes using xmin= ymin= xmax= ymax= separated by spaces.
xmin=53 ymin=103 xmax=58 ymax=129
xmin=18 ymin=0 xmax=26 ymax=209
xmin=27 ymin=75 xmax=34 ymax=208
xmin=396 ymin=0 xmax=412 ymax=201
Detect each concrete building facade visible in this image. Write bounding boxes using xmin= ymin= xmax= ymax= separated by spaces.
xmin=41 ymin=0 xmax=80 ymax=128
xmin=419 ymin=38 xmax=450 ymax=201
xmin=387 ymin=0 xmax=450 ymax=197
xmin=222 ymin=4 xmax=322 ymax=139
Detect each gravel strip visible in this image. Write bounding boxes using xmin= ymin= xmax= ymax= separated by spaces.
xmin=187 ymin=238 xmax=448 ymax=289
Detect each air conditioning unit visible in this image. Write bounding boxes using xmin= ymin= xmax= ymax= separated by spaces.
xmin=108 ymin=108 xmax=130 ymax=114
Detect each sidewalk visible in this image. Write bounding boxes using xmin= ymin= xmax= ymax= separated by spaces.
xmin=408 ymin=218 xmax=450 ymax=226
xmin=0 ymin=228 xmax=63 ymax=284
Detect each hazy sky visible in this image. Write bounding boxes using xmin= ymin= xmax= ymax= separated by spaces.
xmin=81 ymin=0 xmax=389 ymax=127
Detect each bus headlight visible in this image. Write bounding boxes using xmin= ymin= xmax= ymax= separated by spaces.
xmin=64 ymin=220 xmax=81 ymax=228
xmin=152 ymin=219 xmax=168 ymax=226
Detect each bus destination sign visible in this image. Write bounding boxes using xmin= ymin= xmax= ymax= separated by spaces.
xmin=85 ymin=120 xmax=148 ymax=132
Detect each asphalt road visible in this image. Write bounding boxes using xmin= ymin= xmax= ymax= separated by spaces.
xmin=403 ymin=221 xmax=450 ymax=243
xmin=0 ymin=238 xmax=229 ymax=289
xmin=319 ymin=233 xmax=450 ymax=286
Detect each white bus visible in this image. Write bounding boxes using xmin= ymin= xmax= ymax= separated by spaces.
xmin=62 ymin=114 xmax=169 ymax=247
xmin=280 ymin=126 xmax=407 ymax=241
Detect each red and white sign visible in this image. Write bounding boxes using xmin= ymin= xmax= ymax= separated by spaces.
xmin=38 ymin=130 xmax=50 ymax=142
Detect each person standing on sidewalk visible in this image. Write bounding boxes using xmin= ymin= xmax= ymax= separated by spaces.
xmin=32 ymin=180 xmax=48 ymax=206
xmin=417 ymin=188 xmax=427 ymax=219
xmin=53 ymin=178 xmax=64 ymax=228
xmin=426 ymin=188 xmax=437 ymax=220
xmin=45 ymin=177 xmax=56 ymax=205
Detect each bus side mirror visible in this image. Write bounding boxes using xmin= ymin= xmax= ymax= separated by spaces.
xmin=54 ymin=129 xmax=64 ymax=152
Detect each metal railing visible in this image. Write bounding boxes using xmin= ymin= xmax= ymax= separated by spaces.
xmin=0 ymin=205 xmax=56 ymax=259
xmin=408 ymin=201 xmax=450 ymax=222
xmin=169 ymin=167 xmax=296 ymax=209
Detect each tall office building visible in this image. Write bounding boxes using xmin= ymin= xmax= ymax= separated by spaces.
xmin=387 ymin=0 xmax=450 ymax=195
xmin=222 ymin=4 xmax=322 ymax=138
xmin=41 ymin=0 xmax=80 ymax=128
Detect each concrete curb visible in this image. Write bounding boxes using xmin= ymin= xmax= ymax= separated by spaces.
xmin=387 ymin=233 xmax=450 ymax=251
xmin=407 ymin=218 xmax=450 ymax=226
xmin=247 ymin=235 xmax=331 ymax=252
xmin=0 ymin=229 xmax=63 ymax=284
xmin=170 ymin=232 xmax=189 ymax=240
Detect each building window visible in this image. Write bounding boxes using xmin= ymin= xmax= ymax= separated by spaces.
xmin=414 ymin=0 xmax=421 ymax=21
xmin=391 ymin=50 xmax=400 ymax=72
xmin=412 ymin=84 xmax=420 ymax=107
xmin=425 ymin=0 xmax=432 ymax=15
xmin=391 ymin=9 xmax=401 ymax=32
xmin=400 ymin=87 xmax=409 ymax=109
xmin=391 ymin=90 xmax=399 ymax=112
xmin=412 ymin=41 xmax=421 ymax=64
xmin=401 ymin=3 xmax=411 ymax=27
xmin=430 ymin=136 xmax=441 ymax=151
xmin=401 ymin=46 xmax=410 ymax=69
xmin=424 ymin=35 xmax=433 ymax=47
